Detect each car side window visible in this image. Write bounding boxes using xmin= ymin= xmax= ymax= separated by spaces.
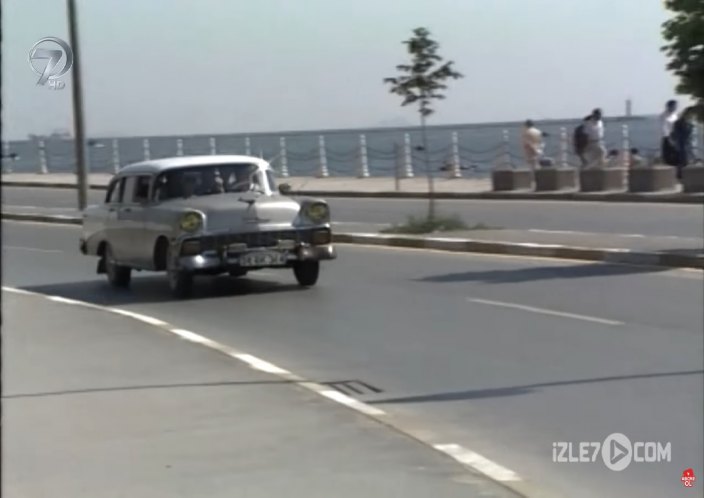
xmin=105 ymin=179 xmax=120 ymax=203
xmin=121 ymin=177 xmax=136 ymax=204
xmin=133 ymin=175 xmax=152 ymax=204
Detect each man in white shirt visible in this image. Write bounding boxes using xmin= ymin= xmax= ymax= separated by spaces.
xmin=521 ymin=120 xmax=544 ymax=170
xmin=660 ymin=100 xmax=678 ymax=165
xmin=584 ymin=108 xmax=606 ymax=167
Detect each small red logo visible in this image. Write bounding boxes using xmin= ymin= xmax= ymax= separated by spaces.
xmin=681 ymin=468 xmax=696 ymax=488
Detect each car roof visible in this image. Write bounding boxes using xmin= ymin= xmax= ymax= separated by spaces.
xmin=117 ymin=155 xmax=271 ymax=176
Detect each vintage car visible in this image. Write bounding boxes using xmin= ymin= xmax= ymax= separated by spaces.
xmin=80 ymin=155 xmax=337 ymax=297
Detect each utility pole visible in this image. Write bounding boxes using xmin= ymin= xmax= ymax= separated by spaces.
xmin=67 ymin=0 xmax=88 ymax=210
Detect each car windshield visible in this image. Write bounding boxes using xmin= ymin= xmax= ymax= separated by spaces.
xmin=154 ymin=163 xmax=271 ymax=200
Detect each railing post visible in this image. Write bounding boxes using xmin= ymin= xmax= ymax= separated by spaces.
xmin=2 ymin=141 xmax=11 ymax=173
xmin=403 ymin=133 xmax=414 ymax=178
xmin=279 ymin=137 xmax=289 ymax=177
xmin=142 ymin=138 xmax=151 ymax=161
xmin=317 ymin=135 xmax=329 ymax=178
xmin=358 ymin=134 xmax=370 ymax=178
xmin=502 ymin=129 xmax=511 ymax=169
xmin=692 ymin=122 xmax=702 ymax=163
xmin=245 ymin=137 xmax=252 ymax=156
xmin=176 ymin=138 xmax=184 ymax=156
xmin=621 ymin=124 xmax=630 ymax=168
xmin=394 ymin=143 xmax=401 ymax=191
xmin=209 ymin=137 xmax=217 ymax=155
xmin=450 ymin=131 xmax=461 ymax=178
xmin=560 ymin=127 xmax=569 ymax=168
xmin=38 ymin=140 xmax=49 ymax=174
xmin=112 ymin=138 xmax=120 ymax=173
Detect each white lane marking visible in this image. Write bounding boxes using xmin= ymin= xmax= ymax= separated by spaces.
xmin=434 ymin=444 xmax=521 ymax=482
xmin=318 ymin=389 xmax=386 ymax=416
xmin=1 ymin=285 xmax=524 ymax=489
xmin=109 ymin=309 xmax=168 ymax=327
xmin=467 ymin=297 xmax=623 ymax=326
xmin=3 ymin=205 xmax=78 ymax=212
xmin=3 ymin=245 xmax=63 ymax=253
xmin=2 ymin=219 xmax=81 ymax=228
xmin=234 ymin=354 xmax=291 ymax=375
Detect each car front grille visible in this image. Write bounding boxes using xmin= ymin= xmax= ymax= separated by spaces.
xmin=199 ymin=229 xmax=317 ymax=251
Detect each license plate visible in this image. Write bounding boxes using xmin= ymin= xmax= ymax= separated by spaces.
xmin=239 ymin=251 xmax=287 ymax=267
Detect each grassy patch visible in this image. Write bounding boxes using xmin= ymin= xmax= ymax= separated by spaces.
xmin=381 ymin=215 xmax=500 ymax=234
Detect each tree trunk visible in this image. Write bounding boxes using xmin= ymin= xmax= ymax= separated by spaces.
xmin=420 ymin=114 xmax=435 ymax=220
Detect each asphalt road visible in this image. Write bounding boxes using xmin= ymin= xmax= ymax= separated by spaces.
xmin=3 ymin=186 xmax=703 ymax=238
xmin=4 ymin=291 xmax=515 ymax=498
xmin=3 ymin=220 xmax=703 ymax=498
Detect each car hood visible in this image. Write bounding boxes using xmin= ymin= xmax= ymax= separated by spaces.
xmin=165 ymin=193 xmax=301 ymax=231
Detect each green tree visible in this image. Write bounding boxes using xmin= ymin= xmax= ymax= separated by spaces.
xmin=384 ymin=27 xmax=463 ymax=220
xmin=662 ymin=0 xmax=704 ymax=116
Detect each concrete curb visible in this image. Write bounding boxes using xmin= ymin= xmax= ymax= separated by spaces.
xmin=2 ymin=180 xmax=703 ymax=203
xmin=4 ymin=212 xmax=701 ymax=270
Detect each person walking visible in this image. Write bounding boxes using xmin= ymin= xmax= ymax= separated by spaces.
xmin=584 ymin=108 xmax=606 ymax=167
xmin=573 ymin=116 xmax=591 ymax=167
xmin=660 ymin=100 xmax=679 ymax=166
xmin=521 ymin=120 xmax=544 ymax=170
xmin=671 ymin=106 xmax=696 ymax=179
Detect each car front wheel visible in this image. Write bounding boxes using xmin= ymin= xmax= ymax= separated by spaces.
xmin=293 ymin=260 xmax=319 ymax=287
xmin=167 ymin=247 xmax=193 ymax=298
xmin=105 ymin=243 xmax=131 ymax=288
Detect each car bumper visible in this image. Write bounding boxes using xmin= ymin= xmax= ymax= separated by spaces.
xmin=178 ymin=244 xmax=337 ymax=272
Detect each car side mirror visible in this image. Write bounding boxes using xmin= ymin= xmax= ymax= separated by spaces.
xmin=278 ymin=183 xmax=292 ymax=195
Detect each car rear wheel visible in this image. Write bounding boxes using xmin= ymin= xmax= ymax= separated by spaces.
xmin=105 ymin=243 xmax=131 ymax=288
xmin=167 ymin=246 xmax=193 ymax=298
xmin=293 ymin=261 xmax=319 ymax=287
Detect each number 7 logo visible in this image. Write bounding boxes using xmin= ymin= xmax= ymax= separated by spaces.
xmin=30 ymin=48 xmax=63 ymax=85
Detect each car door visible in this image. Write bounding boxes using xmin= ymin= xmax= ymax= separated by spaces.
xmin=117 ymin=174 xmax=152 ymax=265
xmin=104 ymin=176 xmax=126 ymax=258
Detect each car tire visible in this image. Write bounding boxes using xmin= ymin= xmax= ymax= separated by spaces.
xmin=104 ymin=243 xmax=131 ymax=288
xmin=167 ymin=247 xmax=193 ymax=298
xmin=293 ymin=260 xmax=319 ymax=287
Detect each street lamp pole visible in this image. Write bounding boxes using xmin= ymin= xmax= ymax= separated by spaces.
xmin=66 ymin=0 xmax=88 ymax=210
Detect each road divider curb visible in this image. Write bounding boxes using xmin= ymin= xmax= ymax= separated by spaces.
xmin=3 ymin=180 xmax=704 ymax=203
xmin=332 ymin=233 xmax=704 ymax=270
xmin=4 ymin=212 xmax=701 ymax=270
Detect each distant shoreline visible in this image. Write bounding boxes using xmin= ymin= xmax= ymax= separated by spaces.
xmin=11 ymin=115 xmax=655 ymax=143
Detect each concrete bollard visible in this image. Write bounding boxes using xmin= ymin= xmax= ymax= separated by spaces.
xmin=358 ymin=134 xmax=370 ymax=178
xmin=209 ymin=137 xmax=217 ymax=155
xmin=317 ymin=135 xmax=329 ymax=178
xmin=682 ymin=166 xmax=704 ymax=193
xmin=560 ymin=127 xmax=569 ymax=168
xmin=143 ymin=138 xmax=151 ymax=161
xmin=621 ymin=124 xmax=630 ymax=168
xmin=403 ymin=133 xmax=414 ymax=178
xmin=176 ymin=138 xmax=184 ymax=156
xmin=628 ymin=166 xmax=677 ymax=192
xmin=38 ymin=140 xmax=49 ymax=174
xmin=279 ymin=137 xmax=289 ymax=177
xmin=245 ymin=137 xmax=252 ymax=156
xmin=450 ymin=131 xmax=461 ymax=178
xmin=112 ymin=138 xmax=120 ymax=173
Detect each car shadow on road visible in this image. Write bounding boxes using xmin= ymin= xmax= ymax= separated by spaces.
xmin=369 ymin=369 xmax=704 ymax=405
xmin=20 ymin=274 xmax=308 ymax=306
xmin=2 ymin=379 xmax=295 ymax=400
xmin=416 ymin=261 xmax=674 ymax=284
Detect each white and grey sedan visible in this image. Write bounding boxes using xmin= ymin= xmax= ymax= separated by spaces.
xmin=80 ymin=155 xmax=337 ymax=297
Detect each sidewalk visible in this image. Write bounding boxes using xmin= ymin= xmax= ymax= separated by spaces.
xmin=2 ymin=291 xmax=515 ymax=498
xmin=2 ymin=172 xmax=702 ymax=203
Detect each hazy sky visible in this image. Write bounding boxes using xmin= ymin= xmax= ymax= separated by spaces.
xmin=1 ymin=0 xmax=685 ymax=140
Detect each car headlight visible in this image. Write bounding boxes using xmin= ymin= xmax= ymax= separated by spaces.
xmin=304 ymin=202 xmax=330 ymax=224
xmin=180 ymin=211 xmax=203 ymax=232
